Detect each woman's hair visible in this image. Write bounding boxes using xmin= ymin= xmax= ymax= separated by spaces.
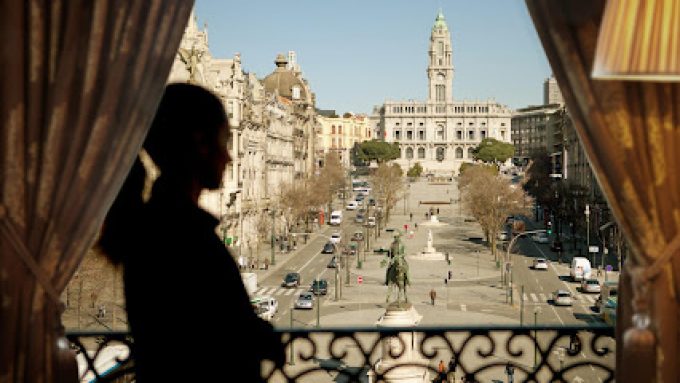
xmin=99 ymin=83 xmax=226 ymax=263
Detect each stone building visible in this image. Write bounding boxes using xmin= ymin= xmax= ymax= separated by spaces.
xmin=373 ymin=10 xmax=513 ymax=175
xmin=511 ymin=103 xmax=563 ymax=166
xmin=167 ymin=13 xmax=312 ymax=260
xmin=317 ymin=114 xmax=372 ymax=167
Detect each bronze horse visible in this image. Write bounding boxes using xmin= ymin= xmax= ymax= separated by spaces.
xmin=385 ymin=254 xmax=410 ymax=306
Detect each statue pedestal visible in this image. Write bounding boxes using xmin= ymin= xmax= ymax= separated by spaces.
xmin=419 ymin=215 xmax=447 ymax=227
xmin=370 ymin=304 xmax=428 ymax=383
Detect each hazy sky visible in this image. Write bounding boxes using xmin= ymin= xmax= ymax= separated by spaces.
xmin=194 ymin=0 xmax=552 ymax=115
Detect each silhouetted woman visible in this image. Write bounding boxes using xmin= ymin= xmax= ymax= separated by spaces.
xmin=100 ymin=83 xmax=283 ymax=382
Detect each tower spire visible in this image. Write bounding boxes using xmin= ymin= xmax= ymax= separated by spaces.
xmin=427 ymin=9 xmax=454 ymax=102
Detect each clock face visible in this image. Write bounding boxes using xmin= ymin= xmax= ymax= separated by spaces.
xmin=437 ymin=73 xmax=445 ymax=81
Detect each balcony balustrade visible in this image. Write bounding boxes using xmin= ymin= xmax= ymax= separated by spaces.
xmin=67 ymin=324 xmax=614 ymax=382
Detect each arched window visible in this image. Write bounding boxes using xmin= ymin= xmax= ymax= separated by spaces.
xmin=436 ymin=147 xmax=445 ymax=162
xmin=331 ymin=125 xmax=336 ymax=134
xmin=437 ymin=125 xmax=445 ymax=140
xmin=456 ymin=147 xmax=464 ymax=158
xmin=418 ymin=147 xmax=425 ymax=159
xmin=468 ymin=148 xmax=475 ymax=159
xmin=406 ymin=147 xmax=414 ymax=159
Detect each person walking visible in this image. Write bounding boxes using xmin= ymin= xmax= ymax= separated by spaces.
xmin=410 ymin=212 xmax=413 ymax=221
xmin=448 ymin=270 xmax=453 ymax=280
xmin=437 ymin=359 xmax=446 ymax=382
xmin=430 ymin=288 xmax=437 ymax=305
xmin=447 ymin=357 xmax=457 ymax=382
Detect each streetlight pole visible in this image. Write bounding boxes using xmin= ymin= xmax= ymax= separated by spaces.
xmin=270 ymin=208 xmax=276 ymax=266
xmin=533 ymin=306 xmax=541 ymax=369
xmin=585 ymin=204 xmax=591 ymax=263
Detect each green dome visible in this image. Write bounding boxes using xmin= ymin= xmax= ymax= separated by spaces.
xmin=432 ymin=9 xmax=448 ymax=32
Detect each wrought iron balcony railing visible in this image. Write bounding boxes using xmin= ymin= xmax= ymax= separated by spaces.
xmin=67 ymin=324 xmax=615 ymax=383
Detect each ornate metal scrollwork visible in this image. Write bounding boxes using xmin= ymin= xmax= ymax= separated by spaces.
xmin=68 ymin=325 xmax=614 ymax=382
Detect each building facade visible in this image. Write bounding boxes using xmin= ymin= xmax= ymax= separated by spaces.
xmin=373 ymin=10 xmax=513 ymax=175
xmin=317 ymin=114 xmax=372 ymax=167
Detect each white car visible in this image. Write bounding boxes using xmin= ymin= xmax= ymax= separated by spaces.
xmin=497 ymin=231 xmax=510 ymax=241
xmin=552 ymin=290 xmax=573 ymax=306
xmin=366 ymin=216 xmax=376 ymax=227
xmin=531 ymin=232 xmax=550 ymax=244
xmin=251 ymin=296 xmax=278 ymax=321
xmin=330 ymin=232 xmax=341 ymax=244
xmin=294 ymin=292 xmax=314 ymax=310
xmin=532 ymin=258 xmax=548 ymax=270
xmin=581 ymin=279 xmax=601 ymax=293
xmin=346 ymin=201 xmax=358 ymax=210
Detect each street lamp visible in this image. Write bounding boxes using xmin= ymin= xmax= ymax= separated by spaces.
xmin=270 ymin=208 xmax=276 ymax=266
xmin=585 ymin=204 xmax=591 ymax=263
xmin=533 ymin=306 xmax=542 ymax=369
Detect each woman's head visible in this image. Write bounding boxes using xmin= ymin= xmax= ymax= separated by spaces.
xmin=145 ymin=83 xmax=230 ymax=190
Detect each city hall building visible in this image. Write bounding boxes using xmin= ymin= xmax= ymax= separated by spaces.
xmin=372 ymin=10 xmax=513 ymax=175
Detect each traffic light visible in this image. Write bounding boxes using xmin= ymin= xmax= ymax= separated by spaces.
xmin=547 ymin=222 xmax=553 ymax=235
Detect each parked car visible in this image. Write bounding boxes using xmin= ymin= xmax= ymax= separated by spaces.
xmin=497 ymin=231 xmax=510 ymax=241
xmin=322 ymin=242 xmax=336 ymax=254
xmin=366 ymin=216 xmax=376 ymax=227
xmin=581 ymin=278 xmax=601 ymax=293
xmin=351 ymin=231 xmax=365 ymax=242
xmin=532 ymin=258 xmax=549 ymax=270
xmin=552 ymin=289 xmax=573 ymax=306
xmin=294 ymin=292 xmax=314 ymax=309
xmin=309 ymin=279 xmax=328 ymax=295
xmin=330 ymin=232 xmax=341 ymax=244
xmin=594 ymin=281 xmax=618 ymax=312
xmin=531 ymin=232 xmax=550 ymax=244
xmin=327 ymin=256 xmax=338 ymax=268
xmin=355 ymin=214 xmax=365 ymax=224
xmin=282 ymin=272 xmax=301 ymax=288
xmin=251 ymin=296 xmax=278 ymax=321
xmin=346 ymin=201 xmax=358 ymax=210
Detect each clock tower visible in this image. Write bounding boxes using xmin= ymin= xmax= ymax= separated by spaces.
xmin=427 ymin=10 xmax=454 ymax=103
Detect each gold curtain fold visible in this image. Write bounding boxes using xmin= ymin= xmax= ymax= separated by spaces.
xmin=526 ymin=1 xmax=680 ymax=382
xmin=0 ymin=1 xmax=193 ymax=381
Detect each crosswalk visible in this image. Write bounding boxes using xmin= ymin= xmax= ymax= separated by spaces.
xmin=254 ymin=286 xmax=308 ymax=297
xmin=522 ymin=292 xmax=598 ymax=304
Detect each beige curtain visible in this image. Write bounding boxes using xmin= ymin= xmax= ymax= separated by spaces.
xmin=0 ymin=1 xmax=193 ymax=381
xmin=526 ymin=1 xmax=680 ymax=382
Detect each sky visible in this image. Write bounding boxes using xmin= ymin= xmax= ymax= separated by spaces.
xmin=194 ymin=0 xmax=552 ymax=115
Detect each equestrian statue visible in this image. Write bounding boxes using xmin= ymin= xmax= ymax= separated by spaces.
xmin=382 ymin=233 xmax=410 ymax=307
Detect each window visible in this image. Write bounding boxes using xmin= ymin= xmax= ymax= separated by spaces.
xmin=292 ymin=86 xmax=300 ymax=100
xmin=468 ymin=148 xmax=475 ymax=158
xmin=436 ymin=85 xmax=445 ymax=102
xmin=406 ymin=147 xmax=414 ymax=159
xmin=437 ymin=125 xmax=445 ymax=140
xmin=338 ymin=126 xmax=342 ymax=134
xmin=406 ymin=130 xmax=413 ymax=140
xmin=436 ymin=147 xmax=445 ymax=161
xmin=456 ymin=130 xmax=463 ymax=140
xmin=394 ymin=130 xmax=401 ymax=140
xmin=501 ymin=130 xmax=506 ymax=140
xmin=469 ymin=130 xmax=475 ymax=140
xmin=418 ymin=147 xmax=425 ymax=158
xmin=456 ymin=147 xmax=463 ymax=158
xmin=418 ymin=130 xmax=425 ymax=140
xmin=481 ymin=130 xmax=487 ymax=139
xmin=332 ymin=125 xmax=336 ymax=134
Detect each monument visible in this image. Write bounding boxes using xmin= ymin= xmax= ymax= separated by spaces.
xmin=369 ymin=234 xmax=428 ymax=383
xmin=412 ymin=229 xmax=445 ymax=261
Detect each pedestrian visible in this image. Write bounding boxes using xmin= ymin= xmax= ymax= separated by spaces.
xmin=430 ymin=288 xmax=437 ymax=305
xmin=264 ymin=258 xmax=269 ymax=270
xmin=425 ymin=212 xmax=429 ymax=220
xmin=409 ymin=212 xmax=413 ymax=221
xmin=98 ymin=84 xmax=284 ymax=382
xmin=437 ymin=208 xmax=440 ymax=215
xmin=415 ymin=222 xmax=418 ymax=230
xmin=447 ymin=357 xmax=456 ymax=382
xmin=444 ymin=277 xmax=448 ymax=285
xmin=448 ymin=270 xmax=452 ymax=280
xmin=437 ymin=359 xmax=446 ymax=382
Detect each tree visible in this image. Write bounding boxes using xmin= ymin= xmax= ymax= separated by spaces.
xmin=371 ymin=163 xmax=404 ymax=222
xmin=407 ymin=162 xmax=423 ymax=178
xmin=523 ymin=149 xmax=554 ymax=209
xmin=318 ymin=152 xmax=347 ymax=212
xmin=355 ymin=140 xmax=400 ymax=163
xmin=472 ymin=138 xmax=515 ymax=165
xmin=459 ymin=166 xmax=531 ymax=260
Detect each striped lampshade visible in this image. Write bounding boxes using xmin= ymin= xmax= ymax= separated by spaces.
xmin=592 ymin=0 xmax=680 ymax=81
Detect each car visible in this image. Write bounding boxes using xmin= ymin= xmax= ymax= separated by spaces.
xmin=294 ymin=292 xmax=314 ymax=309
xmin=322 ymin=242 xmax=336 ymax=254
xmin=368 ymin=198 xmax=376 ymax=206
xmin=351 ymin=231 xmax=365 ymax=242
xmin=330 ymin=232 xmax=341 ymax=244
xmin=531 ymin=232 xmax=550 ymax=244
xmin=281 ymin=272 xmax=301 ymax=288
xmin=327 ymin=256 xmax=338 ymax=268
xmin=251 ymin=296 xmax=278 ymax=321
xmin=552 ymin=290 xmax=573 ymax=306
xmin=497 ymin=231 xmax=510 ymax=241
xmin=346 ymin=201 xmax=358 ymax=210
xmin=309 ymin=279 xmax=328 ymax=295
xmin=366 ymin=216 xmax=376 ymax=227
xmin=355 ymin=194 xmax=365 ymax=201
xmin=581 ymin=278 xmax=601 ymax=293
xmin=355 ymin=214 xmax=365 ymax=224
xmin=570 ymin=257 xmax=592 ymax=281
xmin=532 ymin=258 xmax=549 ymax=270
xmin=551 ymin=240 xmax=564 ymax=252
